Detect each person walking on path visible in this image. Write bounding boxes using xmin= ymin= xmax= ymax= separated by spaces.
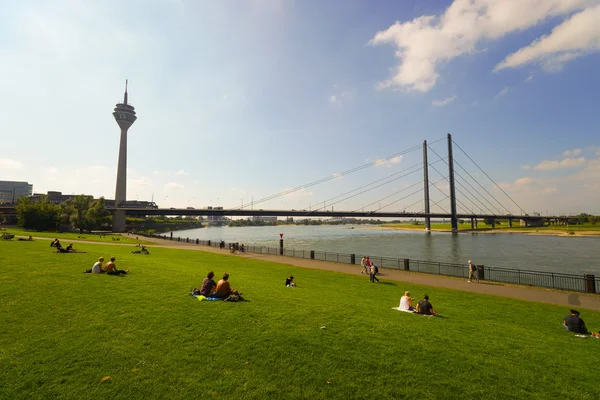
xmin=360 ymin=256 xmax=367 ymax=274
xmin=370 ymin=262 xmax=380 ymax=283
xmin=468 ymin=260 xmax=479 ymax=283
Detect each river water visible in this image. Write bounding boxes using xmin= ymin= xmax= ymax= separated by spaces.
xmin=171 ymin=225 xmax=599 ymax=276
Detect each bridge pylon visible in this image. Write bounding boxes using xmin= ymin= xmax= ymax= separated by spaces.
xmin=447 ymin=133 xmax=458 ymax=233
xmin=423 ymin=140 xmax=431 ymax=232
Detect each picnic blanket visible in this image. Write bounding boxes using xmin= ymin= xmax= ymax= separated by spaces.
xmin=392 ymin=307 xmax=415 ymax=313
xmin=190 ymin=293 xmax=222 ymax=301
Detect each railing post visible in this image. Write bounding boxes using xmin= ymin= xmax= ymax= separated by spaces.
xmin=584 ymin=274 xmax=596 ymax=294
xmin=552 ymin=273 xmax=555 ymax=289
xmin=196 ymin=239 xmax=199 ymax=244
xmin=477 ymin=265 xmax=485 ymax=281
xmin=310 ymin=250 xmax=315 ymax=260
xmin=351 ymin=254 xmax=356 ymax=264
xmin=403 ymin=258 xmax=410 ymax=271
xmin=207 ymin=240 xmax=211 ymax=247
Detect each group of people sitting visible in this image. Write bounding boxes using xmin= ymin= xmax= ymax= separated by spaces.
xmin=396 ymin=291 xmax=438 ymax=315
xmin=51 ymin=239 xmax=85 ymax=253
xmin=85 ymin=256 xmax=129 ymax=275
xmin=563 ymin=309 xmax=600 ymax=337
xmin=193 ymin=271 xmax=241 ymax=300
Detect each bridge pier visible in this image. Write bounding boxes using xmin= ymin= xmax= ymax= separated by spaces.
xmin=509 ymin=218 xmax=513 ymax=228
xmin=112 ymin=210 xmax=126 ymax=233
xmin=470 ymin=218 xmax=475 ymax=230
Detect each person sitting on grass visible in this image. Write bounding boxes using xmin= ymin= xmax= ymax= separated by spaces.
xmin=51 ymin=238 xmax=61 ymax=248
xmin=563 ymin=309 xmax=588 ymax=334
xmin=91 ymin=257 xmax=105 ymax=274
xmin=285 ymin=276 xmax=296 ymax=287
xmin=416 ymin=295 xmax=437 ymax=316
xmin=195 ymin=271 xmax=217 ymax=297
xmin=211 ymin=273 xmax=238 ymax=299
xmin=103 ymin=257 xmax=129 ymax=276
xmin=399 ymin=291 xmax=415 ymax=312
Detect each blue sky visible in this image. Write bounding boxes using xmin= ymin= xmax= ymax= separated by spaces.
xmin=1 ymin=0 xmax=599 ymax=215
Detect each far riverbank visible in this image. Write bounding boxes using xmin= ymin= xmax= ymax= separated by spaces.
xmin=380 ymin=224 xmax=600 ymax=237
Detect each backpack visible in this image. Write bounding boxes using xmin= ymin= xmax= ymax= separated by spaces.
xmin=374 ymin=266 xmax=379 ymax=274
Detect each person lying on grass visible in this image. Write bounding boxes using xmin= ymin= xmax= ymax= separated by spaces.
xmin=103 ymin=257 xmax=129 ymax=276
xmin=563 ymin=309 xmax=588 ymax=334
xmin=210 ymin=273 xmax=240 ymax=299
xmin=18 ymin=236 xmax=33 ymax=241
xmin=92 ymin=257 xmax=105 ymax=274
xmin=56 ymin=243 xmax=86 ymax=253
xmin=415 ymin=295 xmax=437 ymax=316
xmin=193 ymin=271 xmax=217 ymax=296
xmin=285 ymin=276 xmax=296 ymax=287
xmin=399 ymin=291 xmax=415 ymax=312
xmin=50 ymin=238 xmax=61 ymax=248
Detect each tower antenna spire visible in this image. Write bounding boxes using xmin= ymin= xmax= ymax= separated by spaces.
xmin=124 ymin=79 xmax=128 ymax=104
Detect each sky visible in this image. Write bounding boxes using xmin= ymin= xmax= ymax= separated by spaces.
xmin=1 ymin=0 xmax=599 ymax=215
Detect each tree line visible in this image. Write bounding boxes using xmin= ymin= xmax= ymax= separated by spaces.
xmin=15 ymin=195 xmax=109 ymax=232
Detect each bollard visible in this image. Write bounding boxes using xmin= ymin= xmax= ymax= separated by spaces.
xmin=584 ymin=274 xmax=596 ymax=294
xmin=196 ymin=239 xmax=199 ymax=245
xmin=477 ymin=265 xmax=485 ymax=281
xmin=310 ymin=250 xmax=315 ymax=260
xmin=350 ymin=254 xmax=356 ymax=265
xmin=279 ymin=238 xmax=284 ymax=256
xmin=177 ymin=237 xmax=181 ymax=242
xmin=403 ymin=258 xmax=410 ymax=271
xmin=207 ymin=240 xmax=211 ymax=247
xmin=186 ymin=237 xmax=189 ymax=243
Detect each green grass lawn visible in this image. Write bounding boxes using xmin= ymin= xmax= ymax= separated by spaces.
xmin=2 ymin=228 xmax=152 ymax=244
xmin=1 ymin=240 xmax=599 ymax=399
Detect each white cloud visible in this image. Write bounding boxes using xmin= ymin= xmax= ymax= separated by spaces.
xmin=495 ymin=5 xmax=600 ymax=72
xmin=129 ymin=176 xmax=152 ymax=186
xmin=329 ymin=95 xmax=337 ymax=104
xmin=332 ymin=173 xmax=344 ymax=178
xmin=525 ymin=73 xmax=534 ymax=82
xmin=499 ymin=177 xmax=535 ymax=190
xmin=328 ymin=87 xmax=356 ymax=106
xmin=374 ymin=155 xmax=403 ymax=168
xmin=495 ymin=87 xmax=509 ymax=98
xmin=533 ymin=157 xmax=586 ymax=171
xmin=164 ymin=182 xmax=184 ymax=189
xmin=543 ymin=187 xmax=558 ymax=193
xmin=562 ymin=148 xmax=582 ymax=157
xmin=389 ymin=155 xmax=403 ymax=164
xmin=0 ymin=159 xmax=24 ymax=169
xmin=432 ymin=96 xmax=456 ymax=106
xmin=369 ymin=0 xmax=593 ymax=92
xmin=175 ymin=170 xmax=188 ymax=176
xmin=152 ymin=170 xmax=166 ymax=176
xmin=521 ymin=165 xmax=531 ymax=170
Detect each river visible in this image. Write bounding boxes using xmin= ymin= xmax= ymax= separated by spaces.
xmin=170 ymin=225 xmax=599 ymax=276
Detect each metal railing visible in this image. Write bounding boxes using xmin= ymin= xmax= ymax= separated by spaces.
xmin=148 ymin=234 xmax=599 ymax=294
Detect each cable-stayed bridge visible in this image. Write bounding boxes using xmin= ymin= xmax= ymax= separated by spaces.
xmin=117 ymin=134 xmax=558 ymax=231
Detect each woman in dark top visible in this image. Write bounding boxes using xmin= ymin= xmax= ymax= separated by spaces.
xmin=285 ymin=276 xmax=295 ymax=287
xmin=198 ymin=271 xmax=217 ymax=296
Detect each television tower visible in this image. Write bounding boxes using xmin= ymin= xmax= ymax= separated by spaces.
xmin=112 ymin=80 xmax=137 ymax=232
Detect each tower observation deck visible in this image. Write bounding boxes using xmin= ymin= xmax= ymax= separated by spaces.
xmin=112 ymin=80 xmax=137 ymax=232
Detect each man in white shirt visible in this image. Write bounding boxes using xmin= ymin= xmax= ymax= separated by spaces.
xmin=91 ymin=257 xmax=105 ymax=274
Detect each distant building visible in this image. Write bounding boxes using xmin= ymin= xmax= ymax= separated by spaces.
xmin=29 ymin=191 xmax=89 ymax=205
xmin=0 ymin=181 xmax=33 ymax=204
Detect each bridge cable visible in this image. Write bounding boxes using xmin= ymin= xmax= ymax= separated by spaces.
xmin=427 ymin=146 xmax=505 ymax=215
xmin=426 ymin=155 xmax=497 ymax=215
xmin=453 ymin=159 xmax=512 ymax=214
xmin=452 ymin=139 xmax=528 ymax=215
xmin=428 ymin=145 xmax=504 ymax=214
xmin=309 ymin=157 xmax=448 ymax=214
xmin=226 ymin=143 xmax=424 ymax=212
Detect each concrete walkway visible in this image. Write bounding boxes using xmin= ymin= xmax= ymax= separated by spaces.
xmin=29 ymin=235 xmax=600 ymax=311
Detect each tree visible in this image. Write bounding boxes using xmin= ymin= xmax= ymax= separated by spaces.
xmin=15 ymin=196 xmax=60 ymax=231
xmin=61 ymin=195 xmax=109 ymax=233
